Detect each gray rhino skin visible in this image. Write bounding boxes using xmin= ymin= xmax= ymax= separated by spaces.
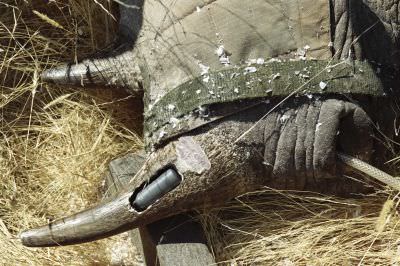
xmin=20 ymin=0 xmax=399 ymax=247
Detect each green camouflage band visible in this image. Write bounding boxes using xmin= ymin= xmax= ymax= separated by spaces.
xmin=144 ymin=60 xmax=394 ymax=148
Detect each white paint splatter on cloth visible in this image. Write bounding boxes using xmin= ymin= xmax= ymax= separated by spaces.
xmin=244 ymin=66 xmax=257 ymax=74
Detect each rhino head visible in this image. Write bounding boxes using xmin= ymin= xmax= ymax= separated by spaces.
xmin=20 ymin=0 xmax=400 ymax=247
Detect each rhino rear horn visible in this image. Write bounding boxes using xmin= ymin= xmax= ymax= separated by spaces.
xmin=42 ymin=0 xmax=143 ymax=90
xmin=41 ymin=49 xmax=141 ymax=91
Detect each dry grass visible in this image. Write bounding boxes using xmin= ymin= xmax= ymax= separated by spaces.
xmin=201 ymin=188 xmax=400 ymax=265
xmin=2 ymin=1 xmax=400 ymax=265
xmin=1 ymin=1 xmax=142 ymax=265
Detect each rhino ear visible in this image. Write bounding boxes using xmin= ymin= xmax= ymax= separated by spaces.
xmin=42 ymin=0 xmax=143 ymax=91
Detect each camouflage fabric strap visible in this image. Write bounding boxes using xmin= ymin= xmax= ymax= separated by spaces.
xmin=144 ymin=60 xmax=394 ymax=148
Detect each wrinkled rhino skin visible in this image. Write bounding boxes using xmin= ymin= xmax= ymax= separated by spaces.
xmin=21 ymin=0 xmax=400 ymax=248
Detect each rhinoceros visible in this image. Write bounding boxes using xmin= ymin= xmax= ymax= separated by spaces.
xmin=20 ymin=0 xmax=400 ymax=254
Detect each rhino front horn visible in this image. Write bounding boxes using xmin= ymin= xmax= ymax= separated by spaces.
xmin=20 ymin=168 xmax=181 ymax=247
xmin=20 ymin=190 xmax=137 ymax=247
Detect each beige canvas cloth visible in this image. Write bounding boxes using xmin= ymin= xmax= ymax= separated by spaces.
xmin=135 ymin=0 xmax=332 ymax=106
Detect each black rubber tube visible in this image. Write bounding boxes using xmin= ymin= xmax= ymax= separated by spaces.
xmin=132 ymin=169 xmax=181 ymax=211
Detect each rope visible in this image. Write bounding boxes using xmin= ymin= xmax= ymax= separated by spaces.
xmin=337 ymin=152 xmax=400 ymax=191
